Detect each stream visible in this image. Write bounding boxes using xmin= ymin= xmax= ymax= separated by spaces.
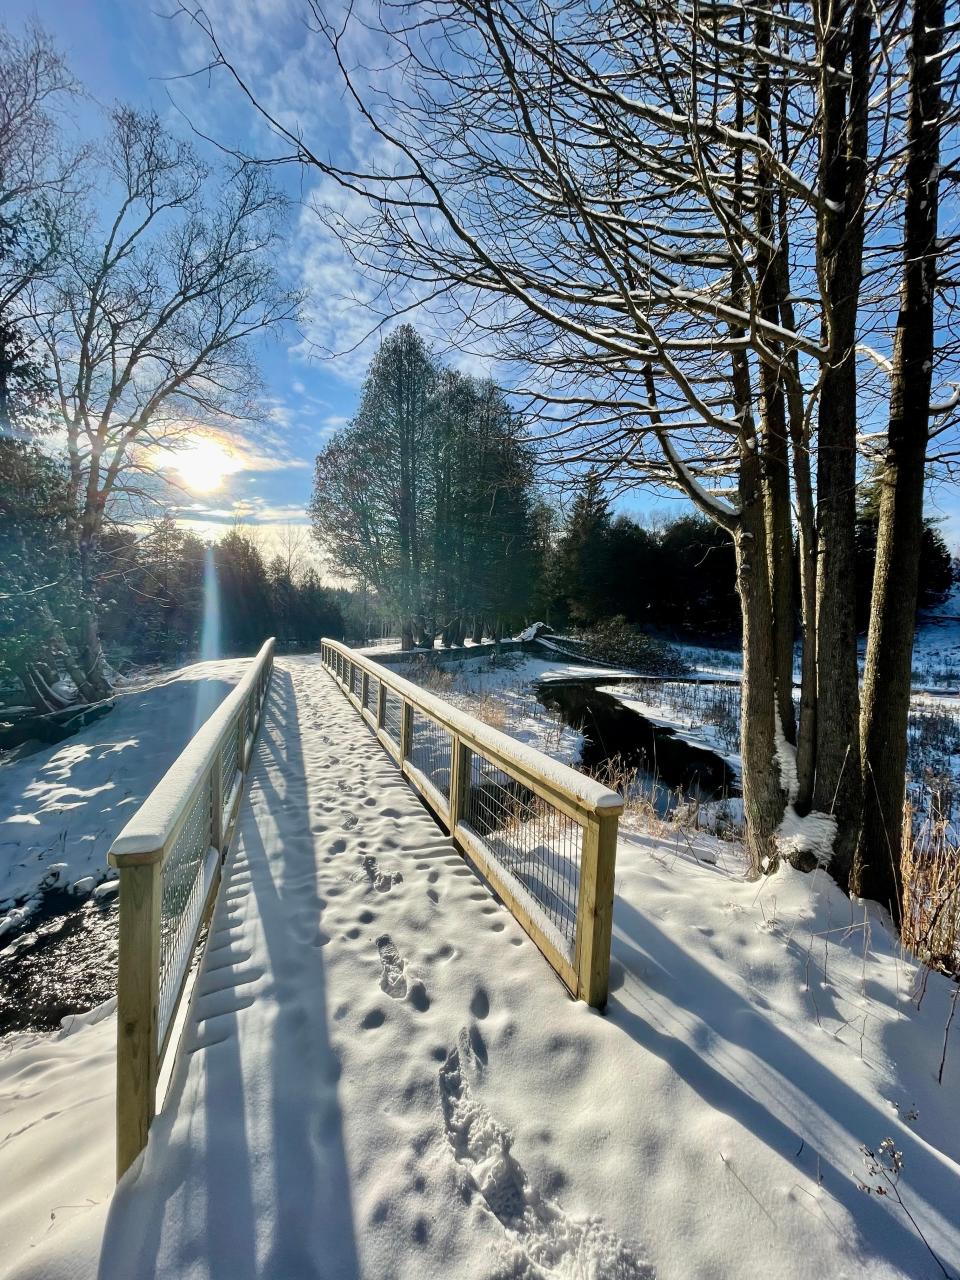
xmin=0 ymin=887 xmax=119 ymax=1035
xmin=537 ymin=679 xmax=738 ymax=811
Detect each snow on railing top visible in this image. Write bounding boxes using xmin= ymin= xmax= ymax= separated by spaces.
xmin=321 ymin=638 xmax=623 ymax=817
xmin=110 ymin=639 xmax=275 ymax=861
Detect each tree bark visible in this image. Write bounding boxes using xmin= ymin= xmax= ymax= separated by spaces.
xmin=853 ymin=0 xmax=943 ymax=917
xmin=812 ymin=0 xmax=871 ymax=881
xmin=737 ymin=441 xmax=784 ymax=878
xmin=755 ymin=0 xmax=797 ymax=750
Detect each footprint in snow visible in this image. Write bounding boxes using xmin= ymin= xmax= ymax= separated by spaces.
xmin=377 ymin=934 xmax=407 ymax=1000
xmin=375 ymin=935 xmax=430 ymax=1010
xmin=439 ymin=1028 xmax=654 ymax=1279
xmin=353 ymin=854 xmax=402 ymax=893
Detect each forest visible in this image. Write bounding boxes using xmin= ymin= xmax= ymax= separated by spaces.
xmin=312 ymin=327 xmax=955 ymax=649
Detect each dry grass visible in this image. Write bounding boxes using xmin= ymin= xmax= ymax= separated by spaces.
xmin=471 ymin=693 xmax=508 ymax=731
xmin=410 ymin=660 xmax=455 ymax=695
xmin=902 ymin=800 xmax=960 ymax=975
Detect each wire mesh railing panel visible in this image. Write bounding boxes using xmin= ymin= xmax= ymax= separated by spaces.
xmin=219 ymin=717 xmax=240 ymax=816
xmin=463 ymin=753 xmax=582 ymax=950
xmin=351 ymin=664 xmax=362 ymax=699
xmin=409 ymin=709 xmax=452 ymax=799
xmin=158 ymin=778 xmax=215 ymax=1038
xmin=364 ymin=674 xmax=380 ymax=716
xmin=382 ymin=689 xmax=403 ymax=746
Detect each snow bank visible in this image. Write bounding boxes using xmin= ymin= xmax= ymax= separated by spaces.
xmin=403 ymin=653 xmax=586 ymax=769
xmin=775 ymin=807 xmax=838 ymax=866
xmin=0 ymin=1001 xmax=115 ymax=1278
xmin=110 ymin=640 xmax=271 ymax=858
xmin=774 ymin=724 xmax=799 ymax=804
xmin=0 ymin=657 xmax=249 ymax=919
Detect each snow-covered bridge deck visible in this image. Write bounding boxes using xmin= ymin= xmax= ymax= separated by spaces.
xmin=96 ymin=655 xmax=651 ymax=1279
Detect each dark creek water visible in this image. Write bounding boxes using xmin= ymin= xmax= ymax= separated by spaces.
xmin=0 ymin=888 xmax=119 ymax=1035
xmin=537 ymin=680 xmax=738 ymax=808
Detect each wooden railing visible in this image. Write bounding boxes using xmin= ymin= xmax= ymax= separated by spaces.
xmin=109 ymin=638 xmax=275 ymax=1178
xmin=320 ymin=639 xmax=623 ymax=1008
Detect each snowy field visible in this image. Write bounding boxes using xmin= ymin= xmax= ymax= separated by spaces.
xmin=0 ymin=660 xmax=249 ymax=936
xmin=1 ymin=655 xmax=959 ymax=1279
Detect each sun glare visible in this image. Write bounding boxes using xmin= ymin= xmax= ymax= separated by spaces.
xmin=159 ymin=438 xmax=244 ymax=494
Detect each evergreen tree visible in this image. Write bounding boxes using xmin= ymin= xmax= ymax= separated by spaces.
xmin=551 ymin=472 xmax=616 ymax=624
xmin=855 ymin=478 xmax=955 ymax=630
xmin=216 ymin=531 xmax=273 ymax=654
xmin=311 ymin=326 xmax=541 ymax=642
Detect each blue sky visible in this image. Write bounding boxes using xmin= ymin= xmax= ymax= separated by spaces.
xmin=5 ymin=1 xmax=959 ymax=552
xmin=4 ymin=0 xmax=696 ymax=548
xmin=5 ymin=0 xmax=391 ymax=543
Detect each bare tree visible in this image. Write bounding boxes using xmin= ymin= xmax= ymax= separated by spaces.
xmin=0 ymin=21 xmax=79 ymax=429
xmin=27 ymin=108 xmax=298 ymax=696
xmin=854 ymin=0 xmax=951 ymax=914
xmin=181 ymin=0 xmax=959 ymax=893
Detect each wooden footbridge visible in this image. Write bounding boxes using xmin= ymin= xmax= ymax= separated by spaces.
xmin=108 ymin=640 xmax=623 ymax=1179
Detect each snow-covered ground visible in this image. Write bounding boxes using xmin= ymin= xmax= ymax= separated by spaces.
xmin=0 ymin=660 xmax=249 ymax=935
xmin=671 ymin=582 xmax=960 ymax=692
xmin=598 ymin=680 xmax=742 ymax=776
xmin=912 ymin=584 xmax=960 ymax=688
xmin=2 ymin=655 xmax=959 ymax=1280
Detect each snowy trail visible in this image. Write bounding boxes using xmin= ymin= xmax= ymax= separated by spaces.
xmin=4 ymin=655 xmax=960 ymax=1280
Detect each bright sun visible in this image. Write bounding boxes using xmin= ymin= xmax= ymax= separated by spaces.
xmin=159 ymin=438 xmax=244 ymax=494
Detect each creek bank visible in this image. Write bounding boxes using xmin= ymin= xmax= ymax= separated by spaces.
xmin=537 ymin=679 xmax=738 ymax=808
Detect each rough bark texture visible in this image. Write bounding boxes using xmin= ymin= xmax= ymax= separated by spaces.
xmin=760 ymin=369 xmax=797 ymax=747
xmin=755 ymin=1 xmax=797 ymax=749
xmin=812 ymin=0 xmax=871 ymax=881
xmin=853 ymin=0 xmax=943 ymax=917
xmin=737 ymin=447 xmax=784 ymax=879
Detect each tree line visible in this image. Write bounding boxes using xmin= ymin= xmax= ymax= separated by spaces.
xmin=192 ymin=0 xmax=960 ymax=920
xmin=548 ymin=471 xmax=955 ymax=640
xmin=1 ymin=491 xmax=348 ymax=709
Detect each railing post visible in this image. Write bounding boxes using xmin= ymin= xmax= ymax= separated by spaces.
xmin=376 ymin=680 xmax=386 ymax=729
xmin=575 ymin=811 xmax=618 ymax=1008
xmin=449 ymin=736 xmax=471 ymax=833
xmin=361 ymin=671 xmax=369 ymax=711
xmin=113 ymin=850 xmax=162 ymax=1178
xmin=400 ymin=698 xmax=413 ymax=761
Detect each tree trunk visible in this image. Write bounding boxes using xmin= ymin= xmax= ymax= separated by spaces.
xmin=853 ymin=0 xmax=943 ymax=918
xmin=737 ymin=448 xmax=784 ymax=879
xmin=755 ymin=0 xmax=796 ymax=749
xmin=812 ymin=0 xmax=871 ymax=881
xmin=75 ymin=522 xmax=112 ymax=702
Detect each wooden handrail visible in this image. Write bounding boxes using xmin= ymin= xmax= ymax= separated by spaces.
xmin=109 ymin=639 xmax=274 ymax=1179
xmin=320 ymin=638 xmax=621 ymax=1009
xmin=320 ymin=639 xmax=623 ymax=822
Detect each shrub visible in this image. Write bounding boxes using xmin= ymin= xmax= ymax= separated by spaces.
xmin=573 ymin=617 xmax=689 ymax=676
